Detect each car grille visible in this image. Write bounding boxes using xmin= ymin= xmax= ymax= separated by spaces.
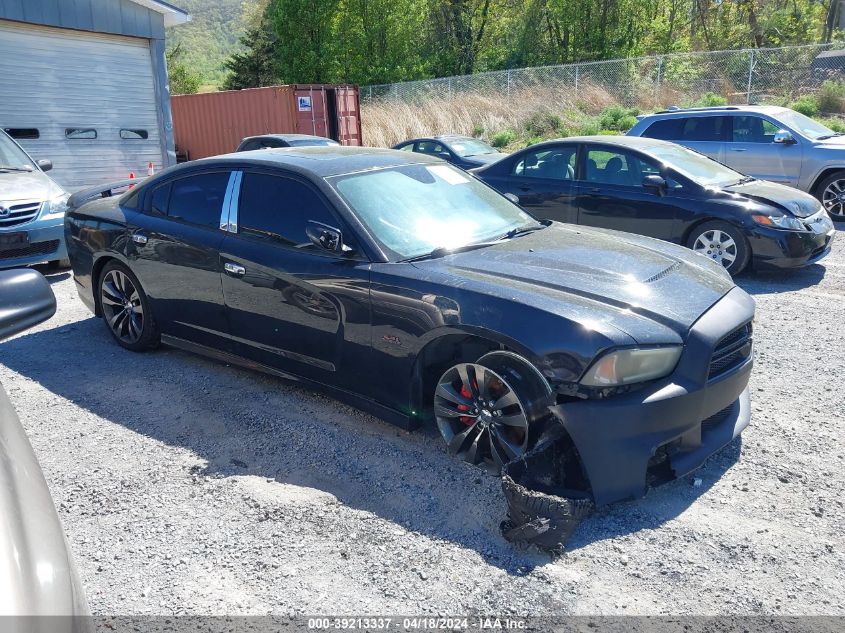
xmin=708 ymin=322 xmax=753 ymax=380
xmin=0 ymin=239 xmax=59 ymax=261
xmin=701 ymin=403 xmax=735 ymax=434
xmin=0 ymin=200 xmax=42 ymax=228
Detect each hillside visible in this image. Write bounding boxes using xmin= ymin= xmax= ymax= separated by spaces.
xmin=167 ymin=0 xmax=248 ymax=89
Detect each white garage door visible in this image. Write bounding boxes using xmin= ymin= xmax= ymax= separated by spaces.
xmin=0 ymin=19 xmax=164 ymax=191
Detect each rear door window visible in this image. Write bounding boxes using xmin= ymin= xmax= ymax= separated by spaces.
xmin=416 ymin=141 xmax=447 ymax=156
xmin=678 ymin=116 xmax=728 ymax=142
xmin=167 ymin=172 xmax=231 ymax=228
xmin=237 ymin=172 xmax=346 ymax=251
xmin=513 ymin=146 xmax=576 ymax=180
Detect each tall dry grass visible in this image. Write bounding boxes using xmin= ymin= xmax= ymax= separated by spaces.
xmin=361 ymin=82 xmax=672 ymax=147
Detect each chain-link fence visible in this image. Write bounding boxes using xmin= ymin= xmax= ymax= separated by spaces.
xmin=362 ymin=43 xmax=845 ymax=106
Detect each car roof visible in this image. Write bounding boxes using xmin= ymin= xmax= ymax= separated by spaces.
xmin=200 ymin=146 xmax=442 ymax=177
xmin=641 ymin=104 xmax=792 ymax=118
xmin=523 ymin=135 xmax=678 ymax=151
xmin=241 ymin=133 xmax=336 ymax=142
xmin=397 ymin=134 xmax=480 ymax=145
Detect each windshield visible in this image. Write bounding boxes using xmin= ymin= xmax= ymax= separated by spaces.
xmin=647 ymin=143 xmax=745 ymax=187
xmin=289 ymin=138 xmax=340 ymax=147
xmin=0 ymin=131 xmax=36 ymax=170
xmin=329 ymin=163 xmax=538 ymax=260
xmin=777 ymin=111 xmax=836 ymax=140
xmin=449 ymin=138 xmax=498 ymax=157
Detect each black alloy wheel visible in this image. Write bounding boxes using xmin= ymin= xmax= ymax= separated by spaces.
xmin=99 ymin=261 xmax=159 ymax=351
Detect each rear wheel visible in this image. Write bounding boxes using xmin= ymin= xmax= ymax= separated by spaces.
xmin=98 ymin=261 xmax=159 ymax=351
xmin=434 ymin=351 xmax=552 ymax=469
xmin=815 ymin=171 xmax=845 ymax=222
xmin=686 ymin=220 xmax=750 ymax=275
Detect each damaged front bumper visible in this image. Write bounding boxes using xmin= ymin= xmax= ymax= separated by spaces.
xmin=550 ymin=287 xmax=755 ymax=507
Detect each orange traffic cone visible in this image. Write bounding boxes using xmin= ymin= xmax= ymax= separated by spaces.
xmin=128 ymin=171 xmax=136 ymax=189
xmin=147 ymin=162 xmax=155 ymax=176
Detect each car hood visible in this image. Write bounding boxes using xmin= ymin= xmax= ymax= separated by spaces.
xmin=814 ymin=134 xmax=845 ymax=149
xmin=0 ymin=170 xmax=62 ymax=202
xmin=0 ymin=387 xmax=89 ymax=618
xmin=721 ymin=179 xmax=821 ymax=217
xmin=463 ymin=152 xmax=508 ymax=166
xmin=416 ymin=223 xmax=736 ymax=343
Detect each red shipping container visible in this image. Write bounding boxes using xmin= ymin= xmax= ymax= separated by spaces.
xmin=171 ymin=84 xmax=362 ymax=161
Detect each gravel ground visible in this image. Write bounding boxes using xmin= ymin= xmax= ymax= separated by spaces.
xmin=1 ymin=234 xmax=844 ymax=617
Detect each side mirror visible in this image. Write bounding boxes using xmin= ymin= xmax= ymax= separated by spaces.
xmin=642 ymin=174 xmax=667 ymax=195
xmin=305 ymin=221 xmax=352 ymax=255
xmin=504 ymin=192 xmax=520 ymax=205
xmin=437 ymin=152 xmax=452 ymax=161
xmin=36 ymin=158 xmax=53 ymax=172
xmin=0 ymin=269 xmax=56 ymax=342
xmin=773 ymin=130 xmax=796 ymax=144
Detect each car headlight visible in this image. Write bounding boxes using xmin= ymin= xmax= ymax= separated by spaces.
xmin=751 ymin=213 xmax=806 ymax=231
xmin=40 ymin=192 xmax=70 ymax=221
xmin=580 ymin=346 xmax=683 ymax=387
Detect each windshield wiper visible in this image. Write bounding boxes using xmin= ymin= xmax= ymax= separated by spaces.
xmin=497 ymin=222 xmax=547 ymax=241
xmin=400 ymin=241 xmax=502 ymax=263
xmin=816 ymin=132 xmax=845 ymax=140
xmin=0 ymin=165 xmax=33 ymax=172
xmin=728 ymin=176 xmax=756 ymax=186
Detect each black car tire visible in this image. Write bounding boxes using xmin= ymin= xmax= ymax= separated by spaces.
xmin=814 ymin=171 xmax=845 ymax=222
xmin=98 ymin=261 xmax=159 ymax=352
xmin=433 ymin=350 xmax=553 ymax=469
xmin=686 ymin=220 xmax=750 ymax=275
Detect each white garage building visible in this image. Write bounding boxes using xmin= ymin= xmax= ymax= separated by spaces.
xmin=0 ymin=0 xmax=189 ymax=190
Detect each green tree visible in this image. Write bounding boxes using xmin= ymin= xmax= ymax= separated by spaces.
xmin=167 ymin=44 xmax=201 ymax=95
xmin=222 ymin=12 xmax=279 ymax=90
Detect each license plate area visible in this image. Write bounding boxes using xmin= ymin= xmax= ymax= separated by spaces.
xmin=0 ymin=231 xmax=29 ymax=251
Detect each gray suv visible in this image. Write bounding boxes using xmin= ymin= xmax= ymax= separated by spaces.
xmin=628 ymin=105 xmax=845 ymax=222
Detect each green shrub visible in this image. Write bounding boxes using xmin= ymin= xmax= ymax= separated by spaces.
xmin=472 ymin=124 xmax=484 ymax=137
xmin=597 ymin=106 xmax=639 ymax=131
xmin=818 ymin=117 xmax=845 ymax=133
xmin=696 ymin=92 xmax=728 ymax=107
xmin=576 ymin=119 xmax=601 ymax=136
xmin=599 ymin=129 xmax=622 ymax=136
xmin=524 ymin=136 xmax=544 ymax=147
xmin=818 ymin=80 xmax=845 ymax=113
xmin=525 ymin=112 xmax=562 ymax=137
xmin=491 ymin=128 xmax=516 ymax=148
xmin=790 ymin=95 xmax=818 ymax=117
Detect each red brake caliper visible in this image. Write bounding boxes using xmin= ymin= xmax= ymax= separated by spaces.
xmin=457 ymin=383 xmax=475 ymax=426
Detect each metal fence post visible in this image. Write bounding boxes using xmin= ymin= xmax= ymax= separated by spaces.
xmin=507 ymin=68 xmax=512 ymax=99
xmin=746 ymin=49 xmax=755 ymax=104
xmin=575 ymin=65 xmax=580 ymax=93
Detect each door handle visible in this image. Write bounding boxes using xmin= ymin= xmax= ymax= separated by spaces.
xmin=224 ymin=262 xmax=245 ymax=276
xmin=518 ymin=185 xmax=532 ymax=192
xmin=730 ymin=148 xmax=747 ymax=152
xmin=132 ymin=232 xmax=148 ymax=245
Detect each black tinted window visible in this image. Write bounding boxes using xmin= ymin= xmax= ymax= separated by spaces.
xmin=150 ymin=183 xmax=171 ymax=215
xmin=4 ymin=128 xmax=39 ymax=139
xmin=643 ymin=119 xmax=681 ymax=140
xmin=678 ymin=116 xmax=727 ymax=142
xmin=513 ymin=146 xmax=576 ymax=180
xmin=732 ymin=116 xmax=779 ymax=143
xmin=238 ymin=173 xmax=340 ymax=249
xmin=168 ymin=172 xmax=230 ymax=228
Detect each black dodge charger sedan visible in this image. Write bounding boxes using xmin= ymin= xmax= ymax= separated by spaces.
xmin=65 ymin=147 xmax=754 ymax=507
xmin=474 ymin=136 xmax=835 ymax=275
